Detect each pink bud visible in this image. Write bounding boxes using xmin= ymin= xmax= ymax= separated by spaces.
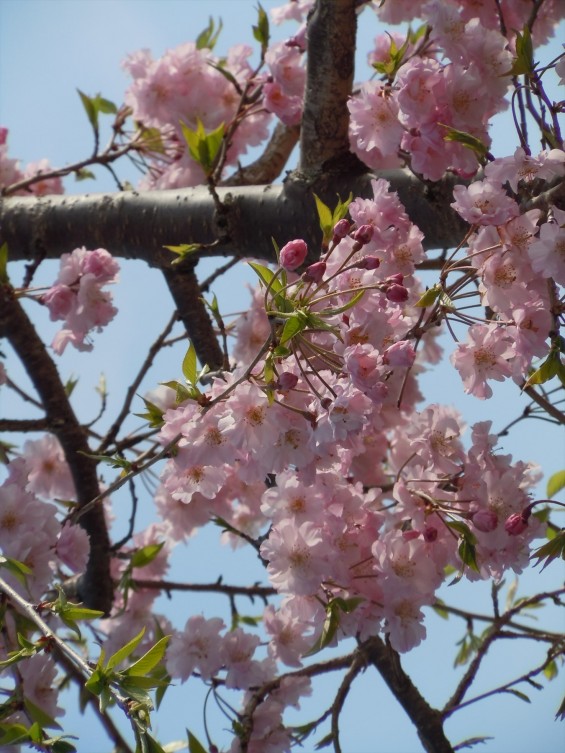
xmin=386 ymin=273 xmax=404 ymax=286
xmin=277 ymin=372 xmax=299 ymax=391
xmin=280 ymin=239 xmax=308 ymax=271
xmin=353 ymin=224 xmax=374 ymax=245
xmin=402 ymin=529 xmax=420 ymax=541
xmin=472 ymin=509 xmax=498 ymax=533
xmin=423 ymin=525 xmax=438 ymax=542
xmin=303 ymin=260 xmax=326 ymax=283
xmin=333 ymin=219 xmax=350 ymax=240
xmin=356 ymin=255 xmax=381 ymax=270
xmin=0 ymin=127 xmax=8 ymax=146
xmin=383 ymin=340 xmax=416 ymax=367
xmin=504 ymin=512 xmax=529 ymax=535
xmin=386 ymin=284 xmax=409 ymax=303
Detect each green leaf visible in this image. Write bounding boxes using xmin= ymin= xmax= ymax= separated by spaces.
xmin=77 ymin=89 xmax=98 ymax=132
xmin=84 ymin=668 xmax=105 ymax=696
xmin=180 ymin=119 xmax=224 ymax=176
xmin=164 ymin=244 xmax=205 ymax=262
xmin=76 ymin=91 xmax=117 ymax=135
xmin=415 ymin=284 xmax=442 ymax=308
xmin=314 ymin=732 xmax=334 ymax=749
xmin=0 ymin=242 xmax=9 ymax=284
xmin=137 ymin=125 xmax=166 ymax=154
xmin=252 ymin=3 xmax=269 ymax=54
xmin=458 ymin=537 xmax=480 ymax=573
xmin=0 ymin=555 xmax=32 ymax=582
xmin=131 ymin=542 xmax=165 ymax=569
xmin=160 ymin=380 xmax=195 ymax=404
xmin=247 ymin=261 xmax=283 ymax=294
xmin=372 ymin=31 xmax=410 ymax=78
xmin=504 ymin=688 xmax=531 ymax=703
xmin=64 ymin=375 xmax=79 ymax=397
xmin=96 ymin=96 xmax=118 ymax=115
xmin=447 ymin=521 xmax=476 ymax=542
xmin=279 ymin=312 xmax=308 ymax=345
xmin=145 ymin=733 xmax=169 ymax=753
xmin=74 ymin=168 xmax=96 ymax=181
xmin=126 ymin=635 xmax=170 ymax=677
xmin=106 ymin=628 xmax=146 ymax=671
xmin=439 ymin=124 xmax=489 ymax=160
xmin=78 ymin=451 xmax=132 ymax=472
xmin=531 ymin=530 xmax=565 ymax=572
xmin=544 ymin=659 xmax=558 ymax=681
xmin=187 ymin=729 xmax=208 ymax=753
xmin=0 ymin=722 xmax=32 ymax=745
xmin=524 ymin=349 xmax=565 ymax=388
xmin=313 ymin=193 xmax=352 ymax=245
xmin=506 ymin=26 xmax=534 ymax=76
xmin=547 ymin=469 xmax=565 ymax=498
xmin=432 ymin=599 xmax=449 ymax=620
xmin=196 ymin=17 xmax=223 ymax=51
xmin=303 ymin=597 xmax=361 ymax=657
xmin=313 ymin=194 xmax=334 ymax=242
xmin=135 ymin=398 xmax=165 ymax=429
xmin=182 ymin=341 xmax=198 ymax=386
xmin=320 ymin=289 xmax=365 ymax=316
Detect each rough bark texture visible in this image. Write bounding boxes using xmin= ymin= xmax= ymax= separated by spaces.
xmin=300 ymin=0 xmax=357 ymax=172
xmin=0 ymin=171 xmax=466 ymax=267
xmin=0 ymin=284 xmax=113 ymax=614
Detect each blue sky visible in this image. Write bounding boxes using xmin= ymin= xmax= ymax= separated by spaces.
xmin=1 ymin=2 xmax=564 ymax=752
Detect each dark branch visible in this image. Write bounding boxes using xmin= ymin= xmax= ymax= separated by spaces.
xmin=363 ymin=636 xmax=454 ymax=753
xmin=161 ymin=265 xmax=225 ymax=371
xmin=0 ymin=285 xmax=113 ymax=614
xmin=222 ymin=122 xmax=300 ymax=186
xmin=0 ymin=171 xmax=467 ymax=267
xmin=300 ymin=0 xmax=358 ymax=172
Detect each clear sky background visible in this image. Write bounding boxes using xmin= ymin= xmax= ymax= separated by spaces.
xmin=1 ymin=2 xmax=564 ymax=752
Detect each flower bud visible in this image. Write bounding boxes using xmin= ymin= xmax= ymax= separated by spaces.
xmin=423 ymin=525 xmax=438 ymax=542
xmin=383 ymin=340 xmax=415 ymax=367
xmin=386 ymin=273 xmax=404 ymax=286
xmin=280 ymin=239 xmax=308 ymax=271
xmin=277 ymin=372 xmax=299 ymax=391
xmin=504 ymin=512 xmax=529 ymax=535
xmin=386 ymin=284 xmax=409 ymax=303
xmin=356 ymin=255 xmax=381 ymax=270
xmin=472 ymin=509 xmax=498 ymax=533
xmin=303 ymin=260 xmax=326 ymax=283
xmin=352 ymin=224 xmax=374 ymax=245
xmin=333 ymin=218 xmax=350 ymax=240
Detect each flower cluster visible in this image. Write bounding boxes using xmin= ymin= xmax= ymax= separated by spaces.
xmin=123 ymin=42 xmax=271 ymax=188
xmin=41 ymin=246 xmax=120 ymax=354
xmin=0 ymin=127 xmax=63 ymax=195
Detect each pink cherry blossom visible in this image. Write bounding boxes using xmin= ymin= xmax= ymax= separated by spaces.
xmin=451 ymin=180 xmax=520 ymax=226
xmin=166 ymin=615 xmax=225 ymax=682
xmin=56 ymin=522 xmax=90 ymax=573
xmin=451 ymin=324 xmax=514 ymax=399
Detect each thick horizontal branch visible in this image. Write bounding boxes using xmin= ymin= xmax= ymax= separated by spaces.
xmin=0 ymin=171 xmax=466 ymax=268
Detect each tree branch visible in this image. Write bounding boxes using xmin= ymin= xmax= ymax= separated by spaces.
xmin=222 ymin=122 xmax=300 ymax=186
xmin=300 ymin=0 xmax=358 ymax=173
xmin=161 ymin=265 xmax=225 ymax=371
xmin=0 ymin=285 xmax=113 ymax=614
xmin=362 ymin=636 xmax=454 ymax=753
xmin=0 ymin=171 xmax=467 ymax=266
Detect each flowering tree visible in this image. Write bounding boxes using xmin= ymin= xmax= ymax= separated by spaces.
xmin=0 ymin=1 xmax=564 ymax=752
